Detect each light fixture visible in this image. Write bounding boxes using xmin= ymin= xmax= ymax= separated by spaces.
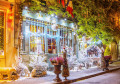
xmin=55 ymin=16 xmax=57 ymax=18
xmin=64 ymin=18 xmax=67 ymax=21
xmin=25 ymin=6 xmax=28 ymax=9
xmin=51 ymin=14 xmax=54 ymax=17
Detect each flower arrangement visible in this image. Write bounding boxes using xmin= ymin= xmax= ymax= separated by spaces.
xmin=49 ymin=57 xmax=64 ymax=65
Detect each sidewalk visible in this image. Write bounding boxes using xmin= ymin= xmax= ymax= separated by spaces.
xmin=1 ymin=61 xmax=120 ymax=84
xmin=45 ymin=62 xmax=120 ymax=84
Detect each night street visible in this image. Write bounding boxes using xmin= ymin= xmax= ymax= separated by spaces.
xmin=1 ymin=0 xmax=120 ymax=84
xmin=72 ymin=70 xmax=120 ymax=84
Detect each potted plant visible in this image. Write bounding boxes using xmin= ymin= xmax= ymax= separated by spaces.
xmin=49 ymin=57 xmax=64 ymax=82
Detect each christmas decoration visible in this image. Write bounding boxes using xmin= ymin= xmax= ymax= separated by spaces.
xmin=62 ymin=48 xmax=69 ymax=80
xmin=50 ymin=56 xmax=64 ymax=82
xmin=29 ymin=55 xmax=48 ymax=77
xmin=49 ymin=56 xmax=64 ymax=65
xmin=13 ymin=56 xmax=30 ymax=77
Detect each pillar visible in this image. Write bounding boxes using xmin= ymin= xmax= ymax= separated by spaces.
xmin=111 ymin=41 xmax=118 ymax=61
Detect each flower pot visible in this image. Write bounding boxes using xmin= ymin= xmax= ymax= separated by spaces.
xmin=53 ymin=65 xmax=62 ymax=82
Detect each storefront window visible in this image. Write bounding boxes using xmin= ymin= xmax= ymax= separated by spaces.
xmin=47 ymin=25 xmax=57 ymax=54
xmin=0 ymin=11 xmax=4 ymax=56
xmin=22 ymin=17 xmax=73 ymax=55
xmin=48 ymin=38 xmax=57 ymax=54
xmin=23 ymin=19 xmax=45 ymax=54
xmin=59 ymin=28 xmax=67 ymax=53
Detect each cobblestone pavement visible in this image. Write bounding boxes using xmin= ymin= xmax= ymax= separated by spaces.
xmin=0 ymin=61 xmax=120 ymax=84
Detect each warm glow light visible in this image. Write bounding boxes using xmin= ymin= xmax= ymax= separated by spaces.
xmin=7 ymin=9 xmax=10 ymax=13
xmin=8 ymin=28 xmax=11 ymax=31
xmin=9 ymin=16 xmax=13 ymax=19
xmin=37 ymin=14 xmax=42 ymax=19
xmin=0 ymin=67 xmax=18 ymax=80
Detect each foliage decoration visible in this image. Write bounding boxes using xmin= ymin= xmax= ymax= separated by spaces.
xmin=104 ymin=46 xmax=111 ymax=56
xmin=19 ymin=0 xmax=120 ymax=45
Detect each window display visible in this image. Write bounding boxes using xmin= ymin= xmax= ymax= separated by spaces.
xmin=23 ymin=19 xmax=45 ymax=54
xmin=22 ymin=17 xmax=73 ymax=55
xmin=59 ymin=28 xmax=68 ymax=53
xmin=47 ymin=24 xmax=57 ymax=54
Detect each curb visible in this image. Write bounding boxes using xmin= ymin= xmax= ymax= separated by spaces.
xmin=53 ymin=67 xmax=120 ymax=84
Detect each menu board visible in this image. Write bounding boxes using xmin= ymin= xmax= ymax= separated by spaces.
xmin=0 ymin=11 xmax=4 ymax=55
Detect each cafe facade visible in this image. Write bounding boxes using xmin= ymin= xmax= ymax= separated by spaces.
xmin=20 ymin=8 xmax=78 ymax=66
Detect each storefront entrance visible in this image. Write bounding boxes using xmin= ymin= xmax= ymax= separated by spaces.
xmin=21 ymin=11 xmax=75 ymax=67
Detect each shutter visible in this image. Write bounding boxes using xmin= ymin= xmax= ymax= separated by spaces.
xmin=0 ymin=11 xmax=4 ymax=54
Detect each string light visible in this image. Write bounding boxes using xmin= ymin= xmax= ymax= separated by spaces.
xmin=51 ymin=14 xmax=54 ymax=17
xmin=25 ymin=6 xmax=28 ymax=10
xmin=55 ymin=16 xmax=57 ymax=18
xmin=64 ymin=18 xmax=67 ymax=21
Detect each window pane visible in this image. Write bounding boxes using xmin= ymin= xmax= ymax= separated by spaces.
xmin=30 ymin=25 xmax=34 ymax=32
xmin=53 ymin=46 xmax=57 ymax=54
xmin=23 ymin=20 xmax=45 ymax=54
xmin=52 ymin=38 xmax=56 ymax=45
xmin=47 ymin=28 xmax=49 ymax=34
xmin=53 ymin=31 xmax=56 ymax=35
xmin=38 ymin=26 xmax=42 ymax=33
xmin=0 ymin=11 xmax=4 ymax=55
xmin=48 ymin=46 xmax=52 ymax=53
xmin=38 ymin=36 xmax=44 ymax=54
xmin=48 ymin=38 xmax=51 ymax=45
xmin=42 ymin=37 xmax=45 ymax=53
xmin=34 ymin=25 xmax=37 ymax=32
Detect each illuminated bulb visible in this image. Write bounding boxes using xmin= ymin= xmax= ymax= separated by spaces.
xmin=46 ymin=16 xmax=50 ymax=21
xmin=55 ymin=16 xmax=57 ymax=18
xmin=25 ymin=6 xmax=28 ymax=9
xmin=64 ymin=18 xmax=67 ymax=21
xmin=51 ymin=14 xmax=54 ymax=17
